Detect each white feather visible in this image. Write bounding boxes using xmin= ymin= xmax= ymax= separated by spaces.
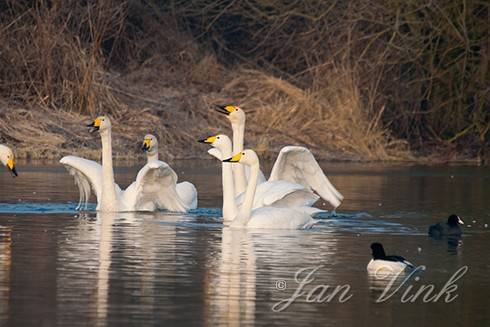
xmin=207 ymin=135 xmax=321 ymax=213
xmin=269 ymin=146 xmax=344 ymax=208
xmin=225 ymin=109 xmax=343 ymax=209
xmin=225 ymin=149 xmax=318 ymax=230
xmin=235 ymin=180 xmax=318 ymax=209
xmin=232 ymin=206 xmax=317 ymax=229
xmin=60 ymin=120 xmax=197 ymax=212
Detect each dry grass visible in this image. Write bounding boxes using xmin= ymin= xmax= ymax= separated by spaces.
xmin=171 ymin=0 xmax=489 ymax=160
xmin=0 ymin=1 xmax=488 ymax=163
xmin=217 ymin=68 xmax=411 ymax=160
xmin=0 ymin=0 xmax=126 ymax=116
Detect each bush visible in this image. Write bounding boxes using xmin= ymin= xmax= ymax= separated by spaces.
xmin=0 ymin=0 xmax=488 ymax=161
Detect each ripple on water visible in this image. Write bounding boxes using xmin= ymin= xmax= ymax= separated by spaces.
xmin=0 ymin=203 xmax=421 ymax=235
xmin=0 ymin=203 xmax=221 ymax=216
xmin=0 ymin=202 xmax=96 ymax=214
xmin=315 ymin=211 xmax=419 ymax=235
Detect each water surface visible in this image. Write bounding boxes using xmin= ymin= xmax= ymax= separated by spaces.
xmin=0 ymin=161 xmax=489 ymax=326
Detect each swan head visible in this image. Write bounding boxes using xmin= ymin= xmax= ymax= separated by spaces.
xmin=214 ymin=105 xmax=245 ymax=125
xmin=142 ymin=134 xmax=158 ymax=154
xmin=88 ymin=116 xmax=111 ymax=133
xmin=198 ymin=134 xmax=231 ymax=151
xmin=222 ymin=149 xmax=258 ymax=166
xmin=0 ymin=145 xmax=18 ymax=177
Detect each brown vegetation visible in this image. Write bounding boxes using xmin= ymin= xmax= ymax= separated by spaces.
xmin=0 ymin=1 xmax=488 ymax=163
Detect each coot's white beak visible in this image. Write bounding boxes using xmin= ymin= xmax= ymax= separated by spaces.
xmin=457 ymin=216 xmax=464 ymax=225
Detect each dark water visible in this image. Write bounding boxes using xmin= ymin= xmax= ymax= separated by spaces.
xmin=0 ymin=161 xmax=489 ymax=326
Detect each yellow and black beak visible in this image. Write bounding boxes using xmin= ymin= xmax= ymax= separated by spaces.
xmin=6 ymin=158 xmax=17 ymax=177
xmin=87 ymin=118 xmax=101 ymax=133
xmin=197 ymin=136 xmax=216 ymax=144
xmin=142 ymin=138 xmax=151 ymax=152
xmin=198 ymin=136 xmax=217 ymax=144
xmin=213 ymin=104 xmax=235 ymax=116
xmin=222 ymin=152 xmax=242 ymax=163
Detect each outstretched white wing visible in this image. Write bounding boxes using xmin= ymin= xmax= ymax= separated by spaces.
xmin=235 ymin=180 xmax=319 ymax=210
xmin=60 ymin=156 xmax=104 ymax=210
xmin=122 ymin=161 xmax=189 ymax=212
xmin=269 ymin=146 xmax=344 ymax=208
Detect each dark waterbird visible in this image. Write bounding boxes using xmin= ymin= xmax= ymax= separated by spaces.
xmin=428 ymin=214 xmax=464 ymax=238
xmin=367 ymin=242 xmax=414 ymax=274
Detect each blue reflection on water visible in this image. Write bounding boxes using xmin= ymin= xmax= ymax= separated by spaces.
xmin=0 ymin=202 xmax=419 ymax=235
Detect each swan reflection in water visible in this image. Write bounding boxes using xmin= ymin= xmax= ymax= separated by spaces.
xmin=0 ymin=227 xmax=12 ymax=325
xmin=205 ymin=227 xmax=256 ymax=326
xmin=55 ymin=212 xmax=117 ymax=326
xmin=95 ymin=211 xmax=176 ymax=325
xmin=95 ymin=211 xmax=115 ymax=325
xmin=55 ymin=212 xmax=138 ymax=325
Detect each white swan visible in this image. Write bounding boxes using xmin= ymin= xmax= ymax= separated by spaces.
xmin=60 ymin=116 xmax=196 ymax=212
xmin=214 ymin=105 xmax=344 ymax=208
xmin=141 ymin=134 xmax=197 ymax=209
xmin=0 ymin=145 xmax=17 ymax=177
xmin=223 ymin=149 xmax=317 ymax=229
xmin=199 ymin=134 xmax=320 ymax=221
xmin=214 ymin=105 xmax=265 ymax=196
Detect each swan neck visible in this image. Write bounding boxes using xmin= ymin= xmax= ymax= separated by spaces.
xmin=231 ymin=122 xmax=245 ymax=153
xmin=146 ymin=151 xmax=158 ymax=164
xmin=231 ymin=122 xmax=247 ymax=195
xmin=220 ymin=144 xmax=237 ymax=221
xmin=238 ymin=162 xmax=259 ymax=223
xmin=100 ymin=130 xmax=118 ymax=211
xmin=222 ymin=164 xmax=238 ymax=222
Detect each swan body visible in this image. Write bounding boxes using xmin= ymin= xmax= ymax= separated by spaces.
xmin=234 ymin=179 xmax=318 ymax=209
xmin=236 ymin=206 xmax=317 ymax=229
xmin=0 ymin=145 xmax=18 ymax=177
xmin=223 ymin=149 xmax=317 ymax=229
xmin=141 ymin=134 xmax=197 ymax=210
xmin=367 ymin=243 xmax=414 ymax=275
xmin=200 ymin=135 xmax=320 ymax=218
xmin=60 ymin=117 xmax=196 ymax=212
xmin=214 ymin=105 xmax=343 ymax=208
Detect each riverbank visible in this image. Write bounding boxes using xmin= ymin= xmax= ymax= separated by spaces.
xmin=1 ymin=62 xmax=487 ymax=164
xmin=0 ymin=2 xmax=487 ymax=164
xmin=1 ymin=78 xmax=487 ymax=165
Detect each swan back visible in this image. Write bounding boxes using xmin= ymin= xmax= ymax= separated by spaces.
xmin=234 ymin=207 xmax=317 ymax=230
xmin=235 ymin=180 xmax=318 ymax=209
xmin=121 ymin=161 xmax=189 ymax=212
